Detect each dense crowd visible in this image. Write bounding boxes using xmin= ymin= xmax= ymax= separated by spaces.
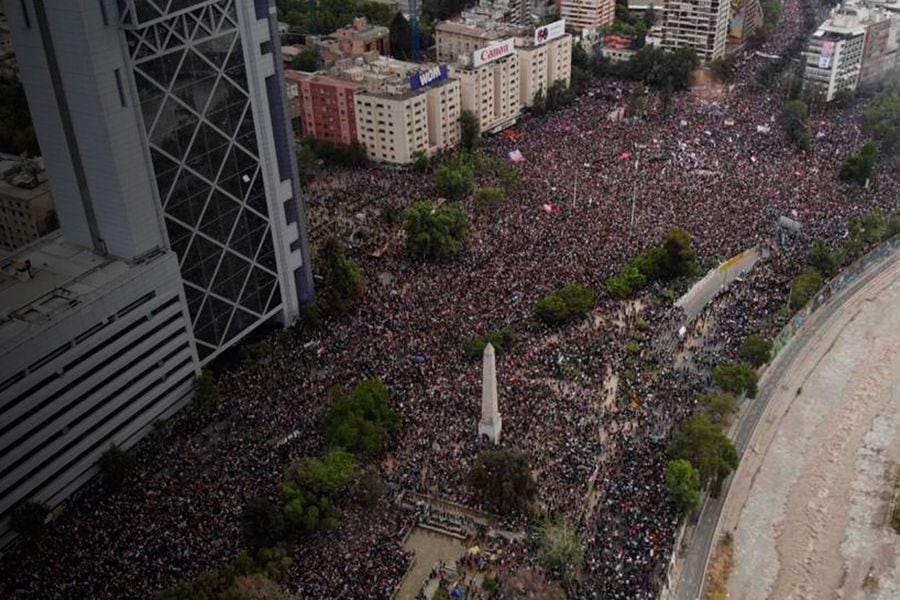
xmin=2 ymin=0 xmax=898 ymax=596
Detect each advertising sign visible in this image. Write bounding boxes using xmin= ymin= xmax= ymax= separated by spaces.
xmin=818 ymin=55 xmax=831 ymax=69
xmin=410 ymin=64 xmax=449 ymax=90
xmin=534 ymin=19 xmax=566 ymax=46
xmin=473 ymin=38 xmax=516 ymax=67
xmin=821 ymin=40 xmax=835 ymax=57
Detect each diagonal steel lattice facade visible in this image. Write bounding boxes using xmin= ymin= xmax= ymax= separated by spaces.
xmin=120 ymin=0 xmax=285 ymax=361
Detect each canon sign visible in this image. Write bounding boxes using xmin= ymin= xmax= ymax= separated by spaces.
xmin=472 ymin=38 xmax=516 ymax=67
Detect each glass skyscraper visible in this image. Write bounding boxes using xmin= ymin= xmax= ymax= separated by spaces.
xmin=12 ymin=0 xmax=313 ymax=363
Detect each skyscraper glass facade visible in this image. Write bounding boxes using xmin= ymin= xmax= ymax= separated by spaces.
xmin=121 ymin=0 xmax=282 ymax=360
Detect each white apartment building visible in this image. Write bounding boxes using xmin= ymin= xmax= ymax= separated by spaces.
xmin=804 ymin=8 xmax=868 ymax=100
xmin=517 ymin=29 xmax=573 ymax=106
xmin=0 ymin=234 xmax=196 ymax=548
xmin=354 ymin=75 xmax=461 ymax=165
xmin=454 ymin=51 xmax=521 ymax=133
xmin=559 ymin=0 xmax=616 ymax=33
xmin=661 ymin=0 xmax=731 ymax=61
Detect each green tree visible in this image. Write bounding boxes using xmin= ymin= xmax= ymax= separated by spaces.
xmin=470 ymin=448 xmax=537 ymax=516
xmin=323 ymin=378 xmax=398 ymax=455
xmin=459 ymin=109 xmax=481 ymax=152
xmin=535 ymin=284 xmax=597 ymax=326
xmin=317 ymin=237 xmax=366 ymax=314
xmin=699 ymin=393 xmax=740 ymax=425
xmin=669 ymin=414 xmax=739 ymax=494
xmin=861 ymin=210 xmax=887 ymax=244
xmin=661 ymin=227 xmax=698 ymax=279
xmin=466 ymin=327 xmax=515 ymax=360
xmin=240 ymin=497 xmax=285 ymax=550
xmin=474 ymin=187 xmax=506 ymax=210
xmin=839 ymin=142 xmax=877 ymax=184
xmin=537 ymin=519 xmax=584 ymax=582
xmin=403 ymin=201 xmax=470 ymax=259
xmin=807 ymin=240 xmax=840 ymax=277
xmin=863 ymin=87 xmax=900 ymax=150
xmin=666 ymin=459 xmax=701 ymax=514
xmin=10 ymin=501 xmax=49 ymax=542
xmin=782 ymin=100 xmax=810 ymax=152
xmin=389 ymin=11 xmax=413 ymax=59
xmin=291 ymin=47 xmax=319 ymax=72
xmin=192 ymin=370 xmax=220 ymax=416
xmin=790 ymin=268 xmax=825 ymax=310
xmin=0 ymin=76 xmax=40 ymax=156
xmin=713 ymin=362 xmax=759 ymax=398
xmin=99 ymin=444 xmax=137 ymax=489
xmin=411 ymin=149 xmax=429 ymax=172
xmin=434 ymin=161 xmax=475 ymax=201
xmin=738 ymin=335 xmax=773 ymax=368
xmin=279 ymin=449 xmax=359 ymax=535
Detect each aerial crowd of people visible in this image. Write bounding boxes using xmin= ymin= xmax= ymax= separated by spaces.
xmin=2 ymin=0 xmax=898 ymax=597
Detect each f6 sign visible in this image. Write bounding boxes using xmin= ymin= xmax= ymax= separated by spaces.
xmin=534 ymin=19 xmax=566 ymax=46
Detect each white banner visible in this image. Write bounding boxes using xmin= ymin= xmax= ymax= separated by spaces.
xmin=473 ymin=38 xmax=516 ymax=67
xmin=534 ymin=19 xmax=566 ymax=46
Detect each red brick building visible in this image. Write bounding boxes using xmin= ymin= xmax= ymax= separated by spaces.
xmin=285 ymin=69 xmax=361 ymax=146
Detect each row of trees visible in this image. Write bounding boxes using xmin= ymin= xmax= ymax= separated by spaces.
xmin=594 ymin=46 xmax=699 ymax=93
xmin=605 ymin=227 xmax=699 ymax=299
xmin=666 ymin=335 xmax=770 ymax=513
xmin=277 ymin=0 xmax=395 ymax=34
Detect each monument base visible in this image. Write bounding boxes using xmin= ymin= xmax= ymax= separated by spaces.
xmin=478 ymin=418 xmax=502 ymax=444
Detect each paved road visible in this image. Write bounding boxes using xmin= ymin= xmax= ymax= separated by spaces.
xmin=673 ymin=243 xmax=900 ymax=600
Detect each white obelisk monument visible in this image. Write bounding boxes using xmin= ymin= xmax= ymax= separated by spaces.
xmin=478 ymin=343 xmax=502 ymax=444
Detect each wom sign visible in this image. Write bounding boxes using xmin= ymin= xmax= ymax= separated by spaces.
xmin=410 ymin=64 xmax=449 ymax=90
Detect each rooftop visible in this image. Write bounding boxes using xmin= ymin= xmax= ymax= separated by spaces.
xmin=0 ymin=232 xmax=165 ymax=353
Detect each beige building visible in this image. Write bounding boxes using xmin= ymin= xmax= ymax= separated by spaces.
xmin=517 ymin=33 xmax=573 ymax=106
xmin=0 ymin=156 xmax=57 ymax=252
xmin=354 ymin=75 xmax=461 ymax=165
xmin=559 ymin=0 xmax=616 ymax=33
xmin=661 ymin=0 xmax=732 ymax=61
xmin=435 ymin=19 xmax=524 ymax=63
xmin=454 ymin=51 xmax=521 ymax=134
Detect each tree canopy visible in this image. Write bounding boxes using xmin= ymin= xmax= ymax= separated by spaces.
xmin=666 ymin=459 xmax=701 ymax=514
xmin=466 ymin=327 xmax=515 ymax=360
xmin=10 ymin=501 xmax=49 ymax=542
xmin=470 ymin=448 xmax=537 ymax=516
xmin=790 ymin=268 xmax=825 ymax=310
xmin=279 ymin=448 xmax=359 ymax=535
xmin=669 ymin=414 xmax=739 ymax=493
xmin=698 ymin=392 xmax=740 ymax=425
xmin=862 ymin=86 xmax=900 ymax=150
xmin=535 ymin=284 xmax=597 ymax=326
xmin=317 ymin=237 xmax=366 ymax=315
xmin=537 ymin=519 xmax=584 ymax=582
xmin=240 ymin=497 xmax=285 ymax=551
xmin=323 ymin=378 xmax=398 ymax=455
xmin=806 ymin=240 xmax=840 ymax=278
xmin=782 ymin=100 xmax=810 ymax=152
xmin=278 ymin=0 xmax=396 ymax=34
xmin=712 ymin=362 xmax=759 ymax=398
xmin=839 ymin=142 xmax=877 ymax=185
xmin=291 ymin=47 xmax=320 ymax=72
xmin=99 ymin=444 xmax=137 ymax=489
xmin=0 ymin=76 xmax=40 ymax=156
xmin=738 ymin=335 xmax=772 ymax=368
xmin=459 ymin=109 xmax=481 ymax=152
xmin=403 ymin=201 xmax=470 ymax=259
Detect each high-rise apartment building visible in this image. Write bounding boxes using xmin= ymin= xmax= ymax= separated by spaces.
xmin=559 ymin=0 xmax=616 ymax=33
xmin=661 ymin=0 xmax=731 ymax=61
xmin=10 ymin=0 xmax=313 ymax=364
xmin=454 ymin=39 xmax=521 ymax=134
